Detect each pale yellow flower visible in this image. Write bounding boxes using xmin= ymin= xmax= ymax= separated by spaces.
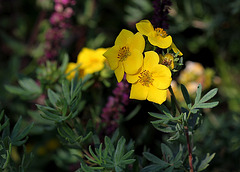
xmin=77 ymin=48 xmax=106 ymax=77
xmin=127 ymin=51 xmax=172 ymax=105
xmin=103 ymin=29 xmax=145 ymax=82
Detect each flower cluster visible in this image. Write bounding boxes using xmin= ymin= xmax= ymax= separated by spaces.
xmin=104 ymin=20 xmax=182 ymax=105
xmin=100 ymin=79 xmax=130 ymax=135
xmin=42 ymin=0 xmax=76 ymax=63
xmin=65 ymin=48 xmax=107 ymax=80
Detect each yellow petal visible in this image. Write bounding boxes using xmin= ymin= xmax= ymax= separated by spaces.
xmin=143 ymin=51 xmax=159 ymax=70
xmin=128 ymin=32 xmax=145 ymax=53
xmin=136 ymin=20 xmax=154 ymax=36
xmin=171 ymin=42 xmax=183 ymax=56
xmin=147 ymin=87 xmax=167 ymax=104
xmin=115 ymin=29 xmax=134 ymax=46
xmin=126 ymin=70 xmax=141 ymax=84
xmin=103 ymin=46 xmax=119 ymax=70
xmin=123 ymin=49 xmax=143 ymax=74
xmin=148 ymin=35 xmax=172 ymax=49
xmin=130 ymin=83 xmax=148 ymax=100
xmin=114 ymin=63 xmax=124 ymax=82
xmin=152 ymin=65 xmax=172 ymax=89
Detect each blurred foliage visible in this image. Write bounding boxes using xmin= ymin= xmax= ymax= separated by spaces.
xmin=0 ymin=0 xmax=240 ymax=171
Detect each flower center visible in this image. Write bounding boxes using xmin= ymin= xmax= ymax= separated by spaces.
xmin=118 ymin=46 xmax=131 ymax=61
xmin=138 ymin=70 xmax=154 ymax=87
xmin=160 ymin=53 xmax=174 ymax=69
xmin=155 ymin=28 xmax=167 ymax=38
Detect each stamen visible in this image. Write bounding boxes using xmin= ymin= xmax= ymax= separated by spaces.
xmin=155 ymin=28 xmax=167 ymax=38
xmin=118 ymin=46 xmax=131 ymax=61
xmin=138 ymin=70 xmax=154 ymax=87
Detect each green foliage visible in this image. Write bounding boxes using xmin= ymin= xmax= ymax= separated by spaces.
xmin=80 ymin=132 xmax=135 ymax=172
xmin=5 ymin=78 xmax=42 ymax=100
xmin=141 ymin=144 xmax=183 ymax=172
xmin=0 ymin=110 xmax=33 ymax=171
xmin=37 ymin=77 xmax=87 ymax=122
xmin=37 ymin=54 xmax=69 ymax=89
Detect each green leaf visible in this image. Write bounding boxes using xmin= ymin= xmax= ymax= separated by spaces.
xmin=121 ymin=150 xmax=134 ymax=160
xmin=114 ymin=137 xmax=126 ymax=163
xmin=181 ymin=84 xmax=192 ymax=108
xmin=161 ymin=143 xmax=173 ymax=162
xmin=62 ymin=80 xmax=71 ymax=105
xmin=197 ymin=153 xmax=215 ymax=171
xmin=124 ymin=105 xmax=141 ymax=121
xmin=195 ymin=84 xmax=202 ymax=104
xmin=59 ymin=53 xmax=69 ymax=73
xmin=196 ymin=102 xmax=219 ymax=108
xmin=105 ymin=136 xmax=114 ymax=157
xmin=153 ymin=103 xmax=173 ymax=119
xmin=120 ymin=159 xmax=135 ymax=165
xmin=199 ymin=88 xmax=218 ymax=104
xmin=143 ymin=152 xmax=169 ymax=166
xmin=165 ymin=165 xmax=174 ymax=172
xmin=10 ymin=116 xmax=33 ymax=146
xmin=152 ymin=123 xmax=176 ymax=133
xmin=47 ymin=89 xmax=60 ymax=107
xmin=141 ymin=164 xmax=165 ymax=172
xmin=148 ymin=112 xmax=169 ymax=120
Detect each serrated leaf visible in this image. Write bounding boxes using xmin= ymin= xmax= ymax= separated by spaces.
xmin=197 ymin=153 xmax=215 ymax=171
xmin=199 ymin=88 xmax=218 ymax=104
xmin=181 ymin=84 xmax=192 ymax=108
xmin=196 ymin=102 xmax=219 ymax=109
xmin=143 ymin=152 xmax=169 ymax=166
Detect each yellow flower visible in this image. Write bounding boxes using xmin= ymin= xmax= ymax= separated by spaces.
xmin=65 ymin=48 xmax=107 ymax=80
xmin=77 ymin=48 xmax=106 ymax=77
xmin=127 ymin=51 xmax=172 ymax=104
xmin=103 ymin=29 xmax=145 ymax=82
xmin=159 ymin=53 xmax=174 ymax=70
xmin=136 ymin=20 xmax=172 ymax=49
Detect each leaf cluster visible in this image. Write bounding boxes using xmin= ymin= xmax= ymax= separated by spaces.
xmin=79 ymin=130 xmax=135 ymax=172
xmin=0 ymin=110 xmax=33 ymax=171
